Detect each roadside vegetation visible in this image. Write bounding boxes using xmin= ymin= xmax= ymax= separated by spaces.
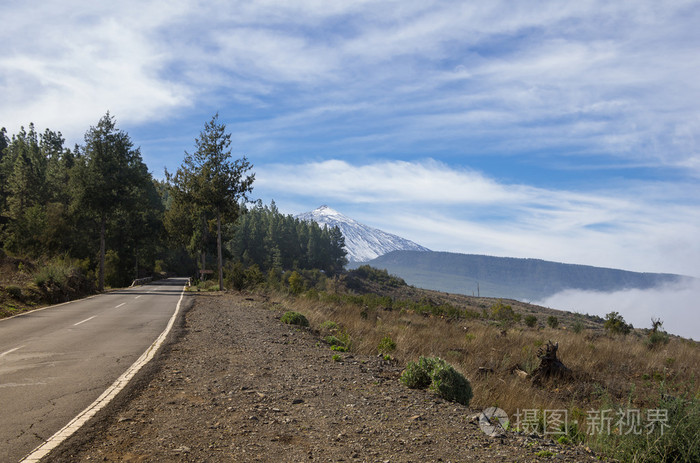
xmin=229 ymin=264 xmax=698 ymax=462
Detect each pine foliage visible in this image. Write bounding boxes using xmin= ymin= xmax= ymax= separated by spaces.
xmin=227 ymin=201 xmax=347 ymax=275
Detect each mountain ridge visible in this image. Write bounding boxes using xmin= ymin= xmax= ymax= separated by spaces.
xmin=362 ymin=250 xmax=689 ymax=301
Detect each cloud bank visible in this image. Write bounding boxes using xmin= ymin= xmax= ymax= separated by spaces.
xmin=536 ymin=279 xmax=700 ymax=341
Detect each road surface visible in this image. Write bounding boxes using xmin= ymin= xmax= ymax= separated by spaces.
xmin=0 ymin=278 xmax=188 ymax=462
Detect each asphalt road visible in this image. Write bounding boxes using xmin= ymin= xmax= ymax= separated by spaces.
xmin=0 ymin=278 xmax=188 ymax=462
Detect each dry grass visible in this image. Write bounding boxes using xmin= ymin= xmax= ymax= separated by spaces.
xmin=269 ymin=290 xmax=699 ymax=420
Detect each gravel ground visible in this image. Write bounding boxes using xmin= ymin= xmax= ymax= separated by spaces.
xmin=48 ymin=292 xmax=601 ymax=462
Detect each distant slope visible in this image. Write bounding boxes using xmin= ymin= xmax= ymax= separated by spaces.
xmin=296 ymin=206 xmax=430 ymax=262
xmin=363 ymin=250 xmax=687 ymax=301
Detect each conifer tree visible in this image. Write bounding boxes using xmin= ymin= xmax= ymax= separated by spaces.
xmin=72 ymin=113 xmax=149 ymax=291
xmin=169 ymin=114 xmax=254 ymax=289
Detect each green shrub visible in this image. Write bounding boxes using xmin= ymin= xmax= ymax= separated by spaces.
xmin=400 ymin=356 xmax=434 ymax=389
xmin=287 ymin=271 xmax=304 ymax=294
xmin=572 ymin=320 xmax=584 ymax=333
xmin=377 ymin=335 xmax=397 ymax=354
xmin=324 ymin=335 xmax=344 ymax=347
xmin=5 ymin=285 xmax=22 ymax=300
xmin=646 ymin=330 xmax=670 ymax=349
xmin=400 ymin=356 xmax=472 ymax=406
xmin=332 ymin=354 xmax=342 ymax=362
xmin=320 ymin=320 xmax=339 ymax=333
xmin=281 ymin=311 xmax=309 ymax=327
xmin=244 ymin=264 xmax=265 ymax=287
xmin=524 ymin=315 xmax=538 ymax=327
xmin=604 ymin=311 xmax=632 ymax=335
xmin=34 ymin=262 xmax=71 ymax=288
xmin=490 ymin=301 xmax=517 ymax=322
xmin=547 ymin=315 xmax=559 ymax=329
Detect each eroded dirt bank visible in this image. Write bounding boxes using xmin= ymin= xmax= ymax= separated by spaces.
xmin=49 ymin=292 xmax=597 ymax=462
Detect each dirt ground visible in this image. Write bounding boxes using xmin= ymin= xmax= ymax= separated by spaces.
xmin=49 ymin=292 xmax=600 ymax=462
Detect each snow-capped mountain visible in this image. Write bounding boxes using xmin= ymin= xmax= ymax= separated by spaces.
xmin=296 ymin=205 xmax=431 ymax=262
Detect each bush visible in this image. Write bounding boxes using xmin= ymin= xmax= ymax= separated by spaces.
xmin=604 ymin=311 xmax=632 ymax=335
xmin=400 ymin=356 xmax=434 ymax=389
xmin=547 ymin=315 xmax=559 ymax=329
xmin=524 ymin=315 xmax=538 ymax=327
xmin=646 ymin=330 xmax=670 ymax=349
xmin=225 ymin=261 xmax=246 ymax=290
xmin=572 ymin=320 xmax=584 ymax=333
xmin=288 ymin=271 xmax=304 ymax=294
xmin=5 ymin=285 xmax=22 ymax=300
xmin=490 ymin=301 xmax=521 ymax=326
xmin=34 ymin=262 xmax=71 ymax=288
xmin=281 ymin=311 xmax=309 ymax=327
xmin=377 ymin=335 xmax=397 ymax=354
xmin=320 ymin=320 xmax=339 ymax=334
xmin=400 ymin=356 xmax=473 ymax=406
xmin=324 ymin=335 xmax=344 ymax=347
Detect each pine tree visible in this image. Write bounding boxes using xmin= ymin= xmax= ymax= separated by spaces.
xmin=72 ymin=113 xmax=149 ymax=291
xmin=168 ymin=114 xmax=254 ymax=289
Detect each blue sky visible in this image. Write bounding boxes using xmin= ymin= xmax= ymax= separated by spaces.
xmin=2 ymin=0 xmax=700 ymax=279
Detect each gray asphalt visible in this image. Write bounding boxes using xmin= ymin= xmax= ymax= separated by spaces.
xmin=0 ymin=278 xmax=187 ymax=462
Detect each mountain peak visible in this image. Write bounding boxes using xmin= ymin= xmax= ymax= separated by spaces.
xmin=296 ymin=206 xmax=430 ymax=262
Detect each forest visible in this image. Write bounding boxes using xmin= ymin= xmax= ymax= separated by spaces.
xmin=0 ymin=113 xmax=346 ymax=296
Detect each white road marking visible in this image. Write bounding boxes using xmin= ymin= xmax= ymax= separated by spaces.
xmin=115 ymin=303 xmax=126 ymax=308
xmin=73 ymin=316 xmax=97 ymax=326
xmin=0 ymin=294 xmax=99 ymax=323
xmin=135 ymin=295 xmax=142 ymax=299
xmin=21 ymin=283 xmax=188 ymax=463
xmin=0 ymin=345 xmax=24 ymax=359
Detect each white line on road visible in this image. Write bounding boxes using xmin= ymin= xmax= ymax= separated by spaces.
xmin=115 ymin=303 xmax=126 ymax=308
xmin=73 ymin=316 xmax=97 ymax=326
xmin=0 ymin=345 xmax=24 ymax=359
xmin=134 ymin=295 xmax=141 ymax=299
xmin=21 ymin=283 xmax=188 ymax=463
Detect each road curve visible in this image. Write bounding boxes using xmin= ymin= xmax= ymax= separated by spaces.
xmin=0 ymin=278 xmax=188 ymax=462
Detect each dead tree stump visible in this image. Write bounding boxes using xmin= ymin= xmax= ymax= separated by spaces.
xmin=532 ymin=341 xmax=570 ymax=384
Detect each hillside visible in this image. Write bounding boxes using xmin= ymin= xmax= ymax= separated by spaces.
xmin=362 ymin=250 xmax=687 ymax=301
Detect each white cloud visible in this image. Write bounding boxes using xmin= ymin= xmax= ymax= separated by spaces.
xmin=257 ymin=159 xmax=700 ymax=276
xmin=536 ymin=279 xmax=700 ymax=341
xmin=2 ymin=0 xmax=699 ymax=174
xmin=0 ymin=1 xmax=192 ymax=139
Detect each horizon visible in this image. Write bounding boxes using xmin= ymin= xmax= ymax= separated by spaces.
xmin=2 ymin=1 xmax=699 ymax=279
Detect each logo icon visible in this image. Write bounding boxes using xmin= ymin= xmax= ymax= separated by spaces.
xmin=478 ymin=407 xmax=509 ymax=437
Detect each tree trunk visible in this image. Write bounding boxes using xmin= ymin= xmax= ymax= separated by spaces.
xmin=99 ymin=213 xmax=106 ymax=292
xmin=217 ymin=209 xmax=223 ymax=290
xmin=200 ymin=213 xmax=207 ymax=280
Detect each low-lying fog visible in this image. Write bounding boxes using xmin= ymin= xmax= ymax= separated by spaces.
xmin=536 ymin=279 xmax=700 ymax=341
